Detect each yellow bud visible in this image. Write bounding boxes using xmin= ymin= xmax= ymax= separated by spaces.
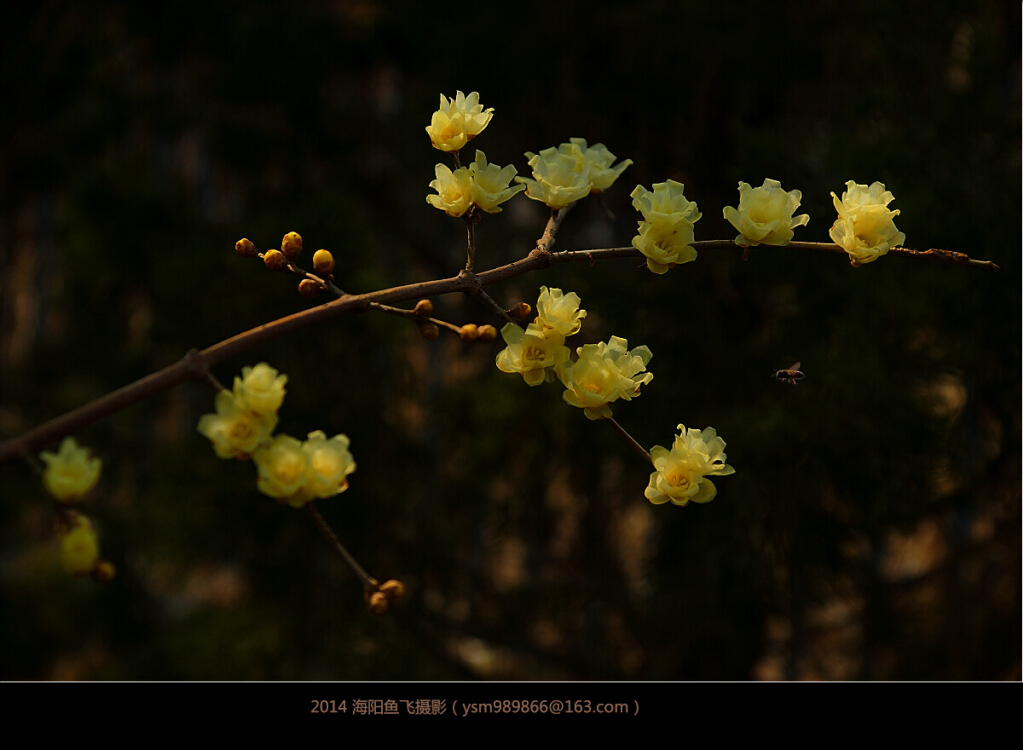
xmin=379 ymin=579 xmax=405 ymax=601
xmin=59 ymin=516 xmax=100 ymax=576
xmin=419 ymin=322 xmax=439 ymax=340
xmin=93 ymin=560 xmax=117 ymax=583
xmin=281 ymin=231 xmax=303 ymax=259
xmin=478 ymin=324 xmax=498 ymax=342
xmin=459 ymin=323 xmax=479 ymax=342
xmin=413 ymin=299 xmax=434 ymax=316
xmin=264 ymin=249 xmax=289 ymax=271
xmin=367 ymin=591 xmax=389 ymax=615
xmin=312 ymin=249 xmax=334 ymax=275
xmin=235 ymin=238 xmax=257 ymax=258
xmin=509 ymin=302 xmax=532 ymax=319
xmin=298 ymin=279 xmax=321 ymax=298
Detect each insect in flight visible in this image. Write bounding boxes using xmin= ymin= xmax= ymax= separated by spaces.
xmin=773 ymin=362 xmax=805 ymax=385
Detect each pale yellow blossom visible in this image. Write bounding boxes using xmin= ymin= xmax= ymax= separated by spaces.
xmin=427 ymin=163 xmax=474 ymax=217
xmin=253 ymin=434 xmax=311 ymax=507
xmin=425 ymin=91 xmax=494 ymax=152
xmin=535 ymin=286 xmax=586 ymax=338
xmin=645 ymin=425 xmax=735 ymax=506
xmin=557 ymin=138 xmax=632 ymax=192
xmin=829 ymin=180 xmax=906 ymax=266
xmin=197 ymin=390 xmax=277 ymax=460
xmin=630 ymin=181 xmax=702 ymax=274
xmin=234 ymin=362 xmax=287 ymax=417
xmin=495 ymin=322 xmax=571 ymax=386
xmin=60 ymin=514 xmax=100 ymax=576
xmin=469 ymin=150 xmax=525 ymax=213
xmin=558 ymin=336 xmax=653 ymax=420
xmin=302 ymin=430 xmax=356 ymax=500
xmin=631 ymin=216 xmax=698 ymax=274
xmin=515 ymin=147 xmax=593 ymax=209
xmin=40 ymin=437 xmax=102 ymax=503
xmin=722 ymin=178 xmax=809 ymax=246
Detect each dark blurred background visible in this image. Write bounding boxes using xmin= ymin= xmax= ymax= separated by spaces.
xmin=1 ymin=0 xmax=1019 ymax=680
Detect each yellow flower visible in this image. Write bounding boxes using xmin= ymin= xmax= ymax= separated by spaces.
xmin=302 ymin=431 xmax=356 ymax=500
xmin=427 ymin=163 xmax=474 ymax=217
xmin=253 ymin=434 xmax=311 ymax=507
xmin=425 ymin=91 xmax=494 ymax=152
xmin=630 ymin=181 xmax=702 ymax=274
xmin=558 ymin=336 xmax=653 ymax=420
xmin=234 ymin=362 xmax=287 ymax=417
xmin=535 ymin=286 xmax=586 ymax=338
xmin=631 ymin=216 xmax=698 ymax=274
xmin=495 ymin=322 xmax=571 ymax=386
xmin=469 ymin=150 xmax=525 ymax=213
xmin=631 ymin=180 xmax=702 ymax=225
xmin=197 ymin=390 xmax=277 ymax=460
xmin=60 ymin=515 xmax=100 ymax=576
xmin=515 ymin=147 xmax=593 ymax=209
xmin=722 ymin=178 xmax=809 ymax=247
xmin=557 ymin=138 xmax=632 ymax=192
xmin=40 ymin=437 xmax=101 ymax=502
xmin=829 ymin=180 xmax=906 ymax=266
xmin=645 ymin=425 xmax=735 ymax=506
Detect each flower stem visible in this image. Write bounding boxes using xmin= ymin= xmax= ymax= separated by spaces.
xmin=304 ymin=503 xmax=378 ymax=592
xmin=605 ymin=417 xmax=651 ymax=464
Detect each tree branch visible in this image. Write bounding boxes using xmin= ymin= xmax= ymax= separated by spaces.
xmin=0 ymin=238 xmax=997 ymax=464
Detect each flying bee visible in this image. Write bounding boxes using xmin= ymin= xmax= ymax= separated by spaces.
xmin=773 ymin=362 xmax=804 ymax=385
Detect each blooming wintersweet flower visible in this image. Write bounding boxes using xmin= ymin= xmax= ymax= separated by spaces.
xmin=645 ymin=425 xmax=735 ymax=506
xmin=722 ymin=178 xmax=809 ymax=247
xmin=535 ymin=286 xmax=586 ymax=338
xmin=427 ymin=163 xmax=474 ymax=217
xmin=557 ymin=138 xmax=633 ymax=192
xmin=234 ymin=362 xmax=287 ymax=417
xmin=631 ymin=216 xmax=698 ymax=274
xmin=197 ymin=390 xmax=278 ymax=460
xmin=40 ymin=437 xmax=102 ymax=502
xmin=495 ymin=322 xmax=571 ymax=386
xmin=469 ymin=150 xmax=525 ymax=213
xmin=253 ymin=434 xmax=311 ymax=507
xmin=630 ymin=180 xmax=702 ymax=274
xmin=829 ymin=180 xmax=906 ymax=266
xmin=558 ymin=336 xmax=653 ymax=420
xmin=425 ymin=91 xmax=494 ymax=152
xmin=516 ymin=147 xmax=593 ymax=209
xmin=60 ymin=515 xmax=100 ymax=576
xmin=302 ymin=431 xmax=356 ymax=500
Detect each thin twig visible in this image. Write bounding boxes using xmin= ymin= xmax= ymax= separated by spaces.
xmin=304 ymin=503 xmax=378 ymax=592
xmin=0 ymin=237 xmax=998 ymax=463
xmin=605 ymin=417 xmax=651 ymax=464
xmin=368 ymin=301 xmax=462 ymax=334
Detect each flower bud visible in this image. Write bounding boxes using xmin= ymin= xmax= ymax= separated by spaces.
xmin=379 ymin=579 xmax=405 ymax=601
xmin=59 ymin=516 xmax=100 ymax=576
xmin=281 ymin=231 xmax=303 ymax=259
xmin=413 ymin=299 xmax=434 ymax=317
xmin=419 ymin=322 xmax=439 ymax=340
xmin=459 ymin=323 xmax=479 ymax=342
xmin=93 ymin=560 xmax=117 ymax=583
xmin=478 ymin=324 xmax=498 ymax=342
xmin=264 ymin=249 xmax=289 ymax=271
xmin=509 ymin=302 xmax=532 ymax=318
xmin=298 ymin=279 xmax=321 ymax=298
xmin=235 ymin=238 xmax=257 ymax=258
xmin=367 ymin=591 xmax=389 ymax=615
xmin=312 ymin=249 xmax=334 ymax=275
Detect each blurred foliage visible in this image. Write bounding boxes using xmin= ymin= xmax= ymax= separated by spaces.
xmin=1 ymin=0 xmax=1019 ymax=680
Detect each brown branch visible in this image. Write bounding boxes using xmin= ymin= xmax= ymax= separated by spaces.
xmin=0 ymin=238 xmax=998 ymax=463
xmin=605 ymin=417 xmax=652 ymax=464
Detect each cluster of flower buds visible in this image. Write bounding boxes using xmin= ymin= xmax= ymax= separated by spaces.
xmin=197 ymin=363 xmax=355 ymax=508
xmin=40 ymin=438 xmax=115 ymax=578
xmin=366 ymin=579 xmax=406 ymax=615
xmin=496 ymin=287 xmax=653 ymax=421
xmin=236 ymin=233 xmax=336 ymax=298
